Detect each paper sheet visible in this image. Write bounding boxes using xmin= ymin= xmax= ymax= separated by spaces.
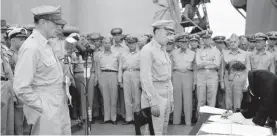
xmin=199 ymin=106 xmax=227 ymax=114
xmin=199 ymin=122 xmax=272 ymax=136
xmin=208 ymin=115 xmax=233 ymax=124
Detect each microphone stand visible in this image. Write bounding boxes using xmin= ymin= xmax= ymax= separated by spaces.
xmin=82 ymin=50 xmax=93 ymax=135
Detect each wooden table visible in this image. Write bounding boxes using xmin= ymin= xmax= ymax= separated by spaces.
xmin=189 ymin=113 xmax=276 ymax=135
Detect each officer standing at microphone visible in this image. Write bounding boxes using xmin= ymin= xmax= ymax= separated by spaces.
xmin=13 ymin=5 xmax=71 ymax=135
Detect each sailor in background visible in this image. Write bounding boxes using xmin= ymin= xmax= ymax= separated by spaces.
xmin=266 ymin=31 xmax=277 ymax=74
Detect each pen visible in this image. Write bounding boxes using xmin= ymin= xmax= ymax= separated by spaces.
xmin=221 ymin=110 xmax=230 ymax=119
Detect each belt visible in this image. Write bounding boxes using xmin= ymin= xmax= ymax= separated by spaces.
xmin=123 ymin=69 xmax=140 ymax=72
xmin=173 ymin=69 xmax=193 ymax=73
xmin=101 ymin=70 xmax=118 ymax=72
xmin=1 ymin=76 xmax=8 ymax=81
xmin=198 ymin=68 xmax=218 ymax=71
xmin=74 ymin=71 xmax=84 ymax=74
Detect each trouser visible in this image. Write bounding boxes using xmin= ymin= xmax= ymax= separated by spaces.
xmin=14 ymin=102 xmax=24 ymax=135
xmin=75 ymin=72 xmax=86 ymax=119
xmin=141 ymin=82 xmax=172 ymax=135
xmin=1 ymin=81 xmax=14 ymax=135
xmin=69 ymin=85 xmax=81 ymax=118
xmin=117 ymin=87 xmax=126 ymax=119
xmin=93 ymin=85 xmax=103 ymax=117
xmin=27 ymin=84 xmax=71 ymax=135
xmin=99 ymin=72 xmax=118 ymax=121
xmin=197 ymin=69 xmax=218 ymax=109
xmin=172 ymin=71 xmax=193 ymax=125
xmin=88 ymin=73 xmax=96 ymax=110
xmin=216 ymin=85 xmax=226 ymax=109
xmin=224 ymin=73 xmax=245 ymax=110
xmin=123 ymin=71 xmax=141 ymax=122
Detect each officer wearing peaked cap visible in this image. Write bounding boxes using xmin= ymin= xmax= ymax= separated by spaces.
xmin=110 ymin=28 xmax=128 ymax=120
xmin=13 ymin=5 xmax=71 ymax=135
xmin=213 ymin=36 xmax=227 ymax=52
xmin=247 ymin=35 xmax=257 ymax=53
xmin=119 ymin=35 xmax=141 ymax=125
xmin=189 ymin=34 xmax=200 ymax=52
xmin=6 ymin=27 xmax=28 ymax=135
xmin=171 ymin=33 xmax=195 ymax=126
xmin=140 ymin=20 xmax=175 ymax=135
xmin=249 ymin=32 xmax=275 ymax=74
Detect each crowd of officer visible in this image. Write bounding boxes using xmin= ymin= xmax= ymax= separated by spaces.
xmin=1 ymin=5 xmax=277 ymax=135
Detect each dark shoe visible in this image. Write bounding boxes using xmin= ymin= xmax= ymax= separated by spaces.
xmin=111 ymin=121 xmax=117 ymax=125
xmin=100 ymin=120 xmax=110 ymax=124
xmin=123 ymin=121 xmax=134 ymax=125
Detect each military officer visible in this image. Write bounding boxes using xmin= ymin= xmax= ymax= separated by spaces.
xmin=246 ymin=35 xmax=256 ymax=53
xmin=189 ymin=34 xmax=200 ymax=52
xmin=119 ymin=35 xmax=141 ymax=125
xmin=249 ymin=32 xmax=275 ymax=74
xmin=13 ymin=5 xmax=71 ymax=135
xmin=213 ymin=36 xmax=227 ymax=52
xmin=96 ymin=37 xmax=122 ymax=125
xmin=111 ymin=28 xmax=128 ymax=120
xmin=87 ymin=32 xmax=104 ymax=121
xmin=266 ymin=31 xmax=277 ymax=74
xmin=212 ymin=35 xmax=227 ymax=109
xmin=171 ymin=35 xmax=195 ymax=126
xmin=220 ymin=34 xmax=251 ymax=111
xmin=195 ymin=30 xmax=221 ymax=109
xmin=140 ymin=20 xmax=175 ymax=135
xmin=1 ymin=22 xmax=15 ymax=135
xmin=7 ymin=27 xmax=28 ymax=135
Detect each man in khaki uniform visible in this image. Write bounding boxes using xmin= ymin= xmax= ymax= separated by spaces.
xmin=7 ymin=27 xmax=28 ymax=135
xmin=212 ymin=36 xmax=227 ymax=109
xmin=1 ymin=29 xmax=15 ymax=134
xmin=195 ymin=30 xmax=221 ymax=109
xmin=266 ymin=31 xmax=277 ymax=74
xmin=96 ymin=37 xmax=122 ymax=124
xmin=87 ymin=32 xmax=103 ymax=121
xmin=140 ymin=20 xmax=175 ymax=135
xmin=249 ymin=32 xmax=275 ymax=74
xmin=111 ymin=28 xmax=128 ymax=120
xmin=13 ymin=5 xmax=71 ymax=135
xmin=246 ymin=35 xmax=256 ymax=53
xmin=171 ymin=35 xmax=195 ymax=126
xmin=220 ymin=34 xmax=251 ymax=111
xmin=119 ymin=35 xmax=141 ymax=125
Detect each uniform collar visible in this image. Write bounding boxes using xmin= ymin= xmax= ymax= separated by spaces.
xmin=180 ymin=48 xmax=187 ymax=53
xmin=229 ymin=49 xmax=241 ymax=55
xmin=32 ymin=29 xmax=49 ymax=48
xmin=267 ymin=47 xmax=276 ymax=52
xmin=104 ymin=49 xmax=112 ymax=55
xmin=152 ymin=39 xmax=162 ymax=49
xmin=203 ymin=44 xmax=212 ymax=49
xmin=256 ymin=49 xmax=267 ymax=55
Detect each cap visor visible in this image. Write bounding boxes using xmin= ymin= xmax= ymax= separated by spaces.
xmin=53 ymin=19 xmax=67 ymax=25
xmin=190 ymin=38 xmax=199 ymax=41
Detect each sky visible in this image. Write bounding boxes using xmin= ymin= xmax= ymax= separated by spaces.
xmin=203 ymin=0 xmax=246 ymax=37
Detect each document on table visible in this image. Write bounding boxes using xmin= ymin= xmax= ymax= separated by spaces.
xmin=208 ymin=115 xmax=233 ymax=124
xmin=199 ymin=122 xmax=272 ymax=136
xmin=199 ymin=106 xmax=227 ymax=114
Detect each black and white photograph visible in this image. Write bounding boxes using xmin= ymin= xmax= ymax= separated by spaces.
xmin=1 ymin=0 xmax=277 ymax=135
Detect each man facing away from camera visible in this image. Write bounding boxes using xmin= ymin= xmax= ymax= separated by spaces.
xmin=140 ymin=20 xmax=175 ymax=135
xmin=13 ymin=5 xmax=71 ymax=135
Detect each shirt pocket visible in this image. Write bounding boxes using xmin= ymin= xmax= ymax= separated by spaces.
xmin=153 ymin=59 xmax=170 ymax=76
xmin=40 ymin=55 xmax=60 ymax=81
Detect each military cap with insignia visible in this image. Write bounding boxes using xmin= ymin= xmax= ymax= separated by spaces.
xmin=247 ymin=35 xmax=256 ymax=42
xmin=111 ymin=28 xmax=123 ymax=36
xmin=31 ymin=5 xmax=67 ymax=25
xmin=175 ymin=34 xmax=189 ymax=42
xmin=266 ymin=31 xmax=277 ymax=40
xmin=87 ymin=33 xmax=103 ymax=40
xmin=151 ymin=20 xmax=176 ymax=33
xmin=8 ymin=28 xmax=28 ymax=39
xmin=254 ymin=32 xmax=268 ymax=41
xmin=125 ymin=35 xmax=138 ymax=44
xmin=188 ymin=34 xmax=200 ymax=42
xmin=201 ymin=30 xmax=213 ymax=38
xmin=213 ymin=36 xmax=226 ymax=42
